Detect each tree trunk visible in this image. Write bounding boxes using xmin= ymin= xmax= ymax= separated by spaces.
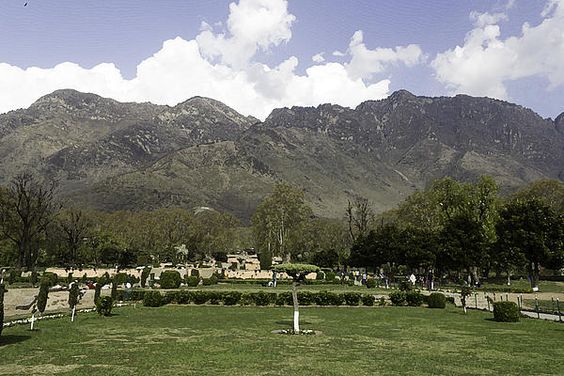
xmin=291 ymin=281 xmax=299 ymax=333
xmin=71 ymin=306 xmax=76 ymax=322
xmin=528 ymin=262 xmax=540 ymax=290
xmin=507 ymin=270 xmax=511 ymax=286
xmin=30 ymin=312 xmax=35 ymax=330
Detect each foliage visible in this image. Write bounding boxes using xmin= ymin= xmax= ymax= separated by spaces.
xmin=111 ymin=279 xmax=118 ymax=300
xmin=342 ymin=292 xmax=361 ymax=306
xmin=365 ymin=279 xmax=376 ymax=288
xmin=190 ymin=269 xmax=200 ymax=277
xmin=493 ymin=301 xmax=520 ymax=322
xmin=222 ymin=291 xmax=242 ymax=306
xmin=325 ymin=272 xmax=336 ymax=281
xmin=405 ymin=291 xmax=424 ymax=306
xmin=252 ymin=183 xmax=313 ymax=260
xmin=427 ymin=293 xmax=446 ymax=309
xmin=140 ymin=267 xmax=151 ymax=288
xmin=271 ymin=263 xmax=320 ymax=281
xmin=361 ymin=294 xmax=375 ymax=306
xmin=94 ymin=283 xmax=102 ymax=304
xmin=96 ymin=296 xmax=114 ymax=316
xmin=389 ymin=291 xmax=406 ymax=306
xmin=0 ymin=284 xmax=5 ymax=337
xmin=143 ymin=291 xmax=164 ymax=307
xmin=41 ymin=272 xmax=58 ymax=287
xmin=37 ymin=279 xmax=50 ymax=313
xmin=185 ymin=276 xmax=200 ymax=287
xmin=68 ymin=283 xmax=80 ymax=309
xmin=159 ymin=270 xmax=182 ymax=289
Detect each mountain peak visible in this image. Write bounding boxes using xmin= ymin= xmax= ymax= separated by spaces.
xmin=389 ymin=89 xmax=416 ymax=101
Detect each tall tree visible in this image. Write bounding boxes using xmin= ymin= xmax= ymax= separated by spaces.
xmin=252 ymin=183 xmax=312 ymax=262
xmin=0 ymin=173 xmax=57 ymax=270
xmin=496 ymin=198 xmax=564 ymax=289
xmin=346 ymin=196 xmax=374 ymax=243
xmin=55 ymin=208 xmax=91 ymax=266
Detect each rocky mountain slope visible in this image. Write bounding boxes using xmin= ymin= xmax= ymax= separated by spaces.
xmin=0 ymin=89 xmax=562 ymax=220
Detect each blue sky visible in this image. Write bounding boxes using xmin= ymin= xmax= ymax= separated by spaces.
xmin=0 ymin=0 xmax=563 ymax=120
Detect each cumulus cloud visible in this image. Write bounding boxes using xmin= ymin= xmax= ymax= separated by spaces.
xmin=0 ymin=0 xmax=423 ymax=120
xmin=345 ymin=30 xmax=424 ymax=80
xmin=432 ymin=0 xmax=564 ymax=99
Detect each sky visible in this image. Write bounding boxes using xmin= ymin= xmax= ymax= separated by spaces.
xmin=0 ymin=0 xmax=563 ymax=120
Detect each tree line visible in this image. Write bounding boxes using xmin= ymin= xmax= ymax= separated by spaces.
xmin=0 ymin=173 xmax=562 ymax=289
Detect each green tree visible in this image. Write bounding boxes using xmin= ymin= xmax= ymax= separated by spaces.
xmin=496 ymin=199 xmax=564 ymax=289
xmin=252 ymin=183 xmax=312 ymax=262
xmin=272 ymin=263 xmax=319 ymax=333
xmin=68 ymin=282 xmax=80 ymax=322
xmin=54 ymin=208 xmax=91 ymax=266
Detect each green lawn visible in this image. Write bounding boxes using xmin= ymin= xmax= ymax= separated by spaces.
xmin=1 ymin=305 xmax=563 ymax=375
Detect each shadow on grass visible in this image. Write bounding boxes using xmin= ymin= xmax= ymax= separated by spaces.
xmin=0 ymin=335 xmax=32 ymax=346
xmin=275 ymin=320 xmax=313 ymax=326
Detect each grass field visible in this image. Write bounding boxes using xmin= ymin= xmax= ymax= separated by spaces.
xmin=1 ymin=305 xmax=563 ymax=376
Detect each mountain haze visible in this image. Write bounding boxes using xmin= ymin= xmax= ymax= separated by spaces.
xmin=0 ymin=89 xmax=562 ymax=220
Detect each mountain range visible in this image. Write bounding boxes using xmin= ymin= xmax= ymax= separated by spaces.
xmin=0 ymin=89 xmax=562 ymax=221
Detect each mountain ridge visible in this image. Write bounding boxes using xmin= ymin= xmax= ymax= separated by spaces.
xmin=0 ymin=89 xmax=562 ymax=220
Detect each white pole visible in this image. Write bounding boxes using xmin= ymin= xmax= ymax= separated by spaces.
xmin=30 ymin=313 xmax=35 ymax=331
xmin=293 ymin=310 xmax=300 ymax=333
xmin=71 ymin=306 xmax=76 ymax=322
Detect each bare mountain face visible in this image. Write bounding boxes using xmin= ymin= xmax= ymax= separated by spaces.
xmin=0 ymin=89 xmax=562 ymax=220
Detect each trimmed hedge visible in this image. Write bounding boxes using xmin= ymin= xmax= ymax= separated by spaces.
xmin=96 ymin=296 xmax=114 ymax=316
xmin=427 ymin=293 xmax=446 ymax=309
xmin=405 ymin=291 xmax=424 ymax=307
xmin=361 ymin=294 xmax=375 ymax=306
xmin=493 ymin=301 xmax=520 ymax=322
xmin=389 ymin=291 xmax=406 ymax=306
xmin=143 ymin=291 xmax=164 ymax=307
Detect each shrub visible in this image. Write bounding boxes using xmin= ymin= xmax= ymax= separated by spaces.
xmin=365 ymin=279 xmax=376 ymax=289
xmin=111 ymin=279 xmax=118 ymax=300
xmin=240 ymin=293 xmax=254 ymax=306
xmin=427 ymin=293 xmax=446 ymax=309
xmin=41 ymin=272 xmax=58 ymax=287
xmin=174 ymin=290 xmax=192 ymax=304
xmin=30 ymin=271 xmax=39 ymax=286
xmin=316 ymin=271 xmax=325 ymax=280
xmin=190 ymin=269 xmax=200 ymax=277
xmin=399 ymin=281 xmax=413 ymax=291
xmin=446 ymin=296 xmax=455 ymax=305
xmin=343 ymin=292 xmax=361 ymax=306
xmin=361 ymin=294 xmax=375 ymax=306
xmin=493 ymin=301 xmax=520 ymax=322
xmin=159 ymin=270 xmax=181 ymax=289
xmin=0 ymin=284 xmax=5 ymax=336
xmin=114 ymin=273 xmax=128 ymax=286
xmin=389 ymin=291 xmax=406 ymax=306
xmin=143 ymin=291 xmax=164 ymax=307
xmin=208 ymin=291 xmax=222 ymax=305
xmin=37 ymin=279 xmax=50 ymax=313
xmin=96 ymin=296 xmax=114 ymax=316
xmin=222 ymin=291 xmax=242 ymax=306
xmin=7 ymin=269 xmax=20 ymax=285
xmin=406 ymin=291 xmax=424 ymax=307
xmin=192 ymin=291 xmax=209 ymax=305
xmin=185 ymin=276 xmax=200 ymax=287
xmin=140 ymin=267 xmax=151 ymax=288
xmin=325 ymin=272 xmax=336 ymax=282
xmin=94 ymin=283 xmax=102 ymax=304
xmin=314 ymin=291 xmax=343 ymax=306
xmin=378 ymin=296 xmax=387 ymax=306
xmin=249 ymin=291 xmax=275 ymax=306
xmin=202 ymin=275 xmax=219 ymax=286
xmin=275 ymin=292 xmax=292 ymax=306
xmin=297 ymin=291 xmax=315 ymax=306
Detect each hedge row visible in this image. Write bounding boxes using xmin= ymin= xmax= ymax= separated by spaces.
xmin=136 ymin=290 xmax=378 ymax=307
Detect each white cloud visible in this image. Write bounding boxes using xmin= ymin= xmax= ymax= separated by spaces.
xmin=332 ymin=50 xmax=346 ymax=57
xmin=0 ymin=0 xmax=421 ymax=120
xmin=345 ymin=30 xmax=424 ymax=80
xmin=311 ymin=52 xmax=325 ymax=63
xmin=432 ymin=0 xmax=564 ymax=99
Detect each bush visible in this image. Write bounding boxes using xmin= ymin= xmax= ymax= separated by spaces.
xmin=96 ymin=296 xmax=114 ymax=316
xmin=114 ymin=273 xmax=128 ymax=286
xmin=406 ymin=291 xmax=424 ymax=307
xmin=493 ymin=301 xmax=520 ymax=322
xmin=389 ymin=291 xmax=406 ymax=306
xmin=94 ymin=283 xmax=102 ymax=304
xmin=222 ymin=291 xmax=242 ymax=306
xmin=361 ymin=294 xmax=375 ymax=306
xmin=365 ymin=279 xmax=376 ymax=289
xmin=190 ymin=269 xmax=200 ymax=277
xmin=399 ymin=281 xmax=413 ymax=291
xmin=314 ymin=291 xmax=343 ymax=306
xmin=446 ymin=296 xmax=455 ymax=305
xmin=275 ymin=292 xmax=292 ymax=306
xmin=202 ymin=275 xmax=219 ymax=286
xmin=249 ymin=292 xmax=275 ymax=306
xmin=427 ymin=293 xmax=446 ymax=309
xmin=378 ymin=296 xmax=386 ymax=306
xmin=325 ymin=272 xmax=336 ymax=282
xmin=37 ymin=279 xmax=50 ymax=313
xmin=159 ymin=270 xmax=181 ymax=289
xmin=174 ymin=290 xmax=192 ymax=304
xmin=316 ymin=271 xmax=325 ymax=280
xmin=143 ymin=291 xmax=164 ymax=307
xmin=140 ymin=267 xmax=151 ymax=288
xmin=0 ymin=284 xmax=5 ymax=336
xmin=297 ymin=291 xmax=315 ymax=306
xmin=208 ymin=291 xmax=222 ymax=305
xmin=185 ymin=276 xmax=200 ymax=287
xmin=41 ymin=272 xmax=58 ymax=287
xmin=343 ymin=292 xmax=361 ymax=306
xmin=192 ymin=291 xmax=209 ymax=305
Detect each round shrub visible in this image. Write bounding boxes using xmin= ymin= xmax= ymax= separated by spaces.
xmin=174 ymin=290 xmax=192 ymax=304
xmin=190 ymin=269 xmax=200 ymax=277
xmin=250 ymin=291 xmax=275 ymax=306
xmin=361 ymin=294 xmax=375 ymax=306
xmin=406 ymin=291 xmax=424 ymax=306
xmin=275 ymin=292 xmax=292 ymax=306
xmin=316 ymin=271 xmax=325 ymax=280
xmin=427 ymin=293 xmax=446 ymax=309
xmin=41 ymin=272 xmax=58 ymax=287
xmin=297 ymin=291 xmax=315 ymax=306
xmin=143 ymin=291 xmax=164 ymax=307
xmin=159 ymin=270 xmax=181 ymax=289
xmin=192 ymin=291 xmax=209 ymax=305
xmin=325 ymin=272 xmax=336 ymax=282
xmin=389 ymin=291 xmax=406 ymax=306
xmin=365 ymin=279 xmax=376 ymax=289
xmin=96 ymin=296 xmax=114 ymax=316
xmin=493 ymin=301 xmax=520 ymax=322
